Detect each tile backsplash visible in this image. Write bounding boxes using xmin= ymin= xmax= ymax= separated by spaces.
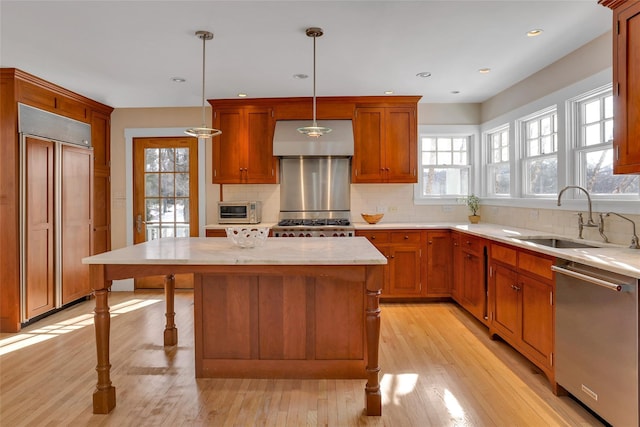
xmin=214 ymin=183 xmax=639 ymax=247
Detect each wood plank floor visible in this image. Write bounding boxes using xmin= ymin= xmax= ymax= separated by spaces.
xmin=0 ymin=291 xmax=604 ymax=426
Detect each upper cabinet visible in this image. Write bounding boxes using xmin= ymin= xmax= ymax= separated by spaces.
xmin=600 ymin=0 xmax=640 ymax=173
xmin=353 ymin=103 xmax=418 ymax=183
xmin=208 ymin=96 xmax=421 ymax=185
xmin=210 ymin=103 xmax=278 ymax=184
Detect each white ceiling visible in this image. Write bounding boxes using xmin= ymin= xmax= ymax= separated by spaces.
xmin=0 ymin=1 xmax=612 ymax=108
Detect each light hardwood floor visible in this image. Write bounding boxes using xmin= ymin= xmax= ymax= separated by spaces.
xmin=0 ymin=291 xmax=604 ymax=426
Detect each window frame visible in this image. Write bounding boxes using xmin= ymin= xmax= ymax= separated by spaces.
xmin=518 ymin=106 xmax=559 ymax=198
xmin=413 ymin=125 xmax=479 ymax=204
xmin=485 ymin=124 xmax=511 ymax=197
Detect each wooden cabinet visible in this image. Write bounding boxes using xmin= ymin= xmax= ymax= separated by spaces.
xmin=205 ymin=229 xmax=227 ymax=237
xmin=91 ymin=109 xmax=111 ymax=254
xmin=488 ymin=242 xmax=555 ymax=383
xmin=424 ymin=230 xmax=453 ymax=296
xmin=352 ymin=105 xmax=418 ymax=183
xmin=452 ymin=232 xmax=487 ymax=324
xmin=206 ymin=96 xmax=420 ymax=185
xmin=357 ymin=229 xmax=422 ymax=298
xmin=0 ymin=68 xmax=112 ymax=332
xmin=600 ymin=0 xmax=640 ymax=173
xmin=210 ymin=105 xmax=278 ymax=184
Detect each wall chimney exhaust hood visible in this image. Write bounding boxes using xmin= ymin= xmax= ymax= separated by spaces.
xmin=273 ymin=120 xmax=354 ymax=157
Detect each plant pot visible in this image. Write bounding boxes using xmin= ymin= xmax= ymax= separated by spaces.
xmin=468 ymin=215 xmax=480 ymax=224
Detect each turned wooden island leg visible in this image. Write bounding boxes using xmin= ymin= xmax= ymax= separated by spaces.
xmin=91 ymin=264 xmax=116 ymax=414
xmin=365 ymin=265 xmax=383 ymax=416
xmin=163 ymin=274 xmax=178 ymax=346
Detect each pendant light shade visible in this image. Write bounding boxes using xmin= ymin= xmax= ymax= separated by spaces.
xmin=185 ymin=30 xmax=222 ymax=139
xmin=297 ymin=27 xmax=331 ymax=138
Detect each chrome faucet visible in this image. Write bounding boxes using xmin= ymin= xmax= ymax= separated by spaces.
xmin=605 ymin=212 xmax=640 ymax=249
xmin=557 ymin=185 xmax=598 ymax=239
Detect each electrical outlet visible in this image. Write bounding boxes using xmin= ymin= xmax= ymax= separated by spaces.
xmin=442 ymin=205 xmax=454 ymax=213
xmin=529 ymin=209 xmax=539 ymax=220
xmin=376 ymin=206 xmax=387 ymax=213
xmin=388 ymin=206 xmax=398 ymax=213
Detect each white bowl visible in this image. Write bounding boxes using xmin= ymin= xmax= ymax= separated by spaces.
xmin=225 ymin=226 xmax=270 ymax=248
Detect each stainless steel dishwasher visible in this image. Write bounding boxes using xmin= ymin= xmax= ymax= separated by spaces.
xmin=553 ymin=261 xmax=638 ymax=427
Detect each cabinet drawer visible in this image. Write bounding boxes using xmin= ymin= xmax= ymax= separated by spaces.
xmin=518 ymin=251 xmax=554 ymax=281
xmin=460 ymin=235 xmax=485 ymax=256
xmin=356 ymin=231 xmax=389 ymax=244
xmin=490 ymin=243 xmax=517 ymax=267
xmin=390 ymin=231 xmax=421 ymax=244
xmin=205 ymin=229 xmax=227 ymax=237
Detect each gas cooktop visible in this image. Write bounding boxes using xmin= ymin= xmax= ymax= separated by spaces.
xmin=276 ymin=218 xmax=351 ymax=227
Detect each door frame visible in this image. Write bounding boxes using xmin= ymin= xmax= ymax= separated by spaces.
xmin=115 ymin=127 xmax=207 ymax=291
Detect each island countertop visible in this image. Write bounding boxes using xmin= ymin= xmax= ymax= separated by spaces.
xmin=82 ymin=236 xmax=387 ymax=266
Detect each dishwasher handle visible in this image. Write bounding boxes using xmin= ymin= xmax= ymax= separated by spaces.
xmin=552 ymin=265 xmax=626 ymax=292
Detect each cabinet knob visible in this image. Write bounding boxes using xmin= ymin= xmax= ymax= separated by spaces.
xmin=404 ymin=235 xmax=409 ymax=239
xmin=371 ymin=236 xmax=376 ymax=240
xmin=428 ymin=240 xmax=433 ymax=244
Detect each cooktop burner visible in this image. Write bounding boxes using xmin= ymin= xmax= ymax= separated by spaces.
xmin=277 ymin=218 xmax=351 ymax=227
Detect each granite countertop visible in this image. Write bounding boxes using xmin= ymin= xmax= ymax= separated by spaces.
xmin=203 ymin=221 xmax=640 ymax=278
xmin=83 ymin=236 xmax=387 ymax=266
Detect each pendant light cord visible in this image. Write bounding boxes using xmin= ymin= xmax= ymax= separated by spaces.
xmin=312 ymin=33 xmax=317 ymax=127
xmin=200 ymin=33 xmax=207 ymax=127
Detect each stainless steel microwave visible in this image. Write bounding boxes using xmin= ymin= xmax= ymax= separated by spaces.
xmin=218 ymin=201 xmax=262 ymax=224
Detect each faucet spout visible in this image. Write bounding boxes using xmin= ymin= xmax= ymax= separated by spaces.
xmin=605 ymin=212 xmax=640 ymax=249
xmin=557 ymin=185 xmax=597 ymax=226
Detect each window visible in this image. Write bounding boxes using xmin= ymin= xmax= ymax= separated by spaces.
xmin=486 ymin=126 xmax=510 ymax=196
xmin=573 ymin=87 xmax=639 ymax=196
xmin=520 ymin=109 xmax=557 ymax=196
xmin=417 ymin=136 xmax=470 ymax=197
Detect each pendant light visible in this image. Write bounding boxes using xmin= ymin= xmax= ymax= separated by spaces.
xmin=185 ymin=30 xmax=222 ymax=139
xmin=297 ymin=27 xmax=332 ymax=138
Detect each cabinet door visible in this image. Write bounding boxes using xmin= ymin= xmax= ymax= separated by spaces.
xmin=451 ymin=234 xmax=462 ymax=300
xmin=384 ymin=107 xmax=417 ymax=183
xmin=61 ymin=144 xmax=93 ymax=304
xmin=388 ymin=244 xmax=421 ymax=296
xmin=461 ymin=251 xmax=485 ymax=321
xmin=426 ymin=230 xmax=452 ymax=296
xmin=24 ymin=137 xmax=55 ymax=319
xmin=490 ymin=263 xmax=520 ymax=341
xmin=91 ymin=110 xmax=111 ymax=254
xmin=613 ymin=2 xmax=640 ymax=173
xmin=353 ymin=107 xmax=385 ymax=182
xmin=245 ymin=107 xmax=277 ymax=183
xmin=520 ymin=274 xmax=554 ymax=369
xmin=212 ymin=108 xmax=244 ymax=183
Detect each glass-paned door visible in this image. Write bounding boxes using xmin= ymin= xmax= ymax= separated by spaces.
xmin=133 ymin=137 xmax=198 ymax=288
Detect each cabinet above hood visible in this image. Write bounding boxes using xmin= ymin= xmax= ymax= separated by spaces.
xmin=273 ymin=120 xmax=354 ymax=157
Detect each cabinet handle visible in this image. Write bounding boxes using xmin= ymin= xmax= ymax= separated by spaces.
xmin=512 ymin=284 xmax=521 ymax=291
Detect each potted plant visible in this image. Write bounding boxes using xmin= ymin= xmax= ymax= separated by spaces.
xmin=467 ymin=194 xmax=481 ymax=224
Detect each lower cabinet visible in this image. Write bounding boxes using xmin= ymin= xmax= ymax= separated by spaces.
xmin=357 ymin=230 xmax=422 ymax=298
xmin=452 ymin=231 xmax=487 ymax=324
xmin=205 ymin=229 xmax=227 ymax=237
xmin=356 ymin=229 xmax=452 ymax=298
xmin=489 ymin=242 xmax=555 ymax=384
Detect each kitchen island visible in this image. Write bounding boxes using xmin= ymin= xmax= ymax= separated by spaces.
xmin=82 ymin=237 xmax=386 ymax=416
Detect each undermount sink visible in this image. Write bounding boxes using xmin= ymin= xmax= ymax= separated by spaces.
xmin=517 ymin=237 xmax=602 ymax=249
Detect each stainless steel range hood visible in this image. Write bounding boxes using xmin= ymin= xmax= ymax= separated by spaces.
xmin=273 ymin=120 xmax=354 ymax=157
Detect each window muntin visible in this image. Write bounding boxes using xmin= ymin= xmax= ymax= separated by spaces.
xmin=418 ymin=136 xmax=470 ymax=197
xmin=486 ymin=126 xmax=510 ymax=196
xmin=574 ymin=89 xmax=639 ymax=196
xmin=521 ymin=110 xmax=558 ymax=196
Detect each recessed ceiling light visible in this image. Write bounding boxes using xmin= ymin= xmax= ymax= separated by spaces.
xmin=451 ymin=90 xmax=460 ymax=94
xmin=527 ymin=29 xmax=543 ymax=37
xmin=384 ymin=90 xmax=394 ymax=95
xmin=416 ymin=72 xmax=432 ymax=78
xmin=293 ymin=73 xmax=308 ymax=79
xmin=237 ymin=93 xmax=248 ymax=97
xmin=171 ymin=77 xmax=186 ymax=83
xmin=478 ymin=68 xmax=491 ymax=74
